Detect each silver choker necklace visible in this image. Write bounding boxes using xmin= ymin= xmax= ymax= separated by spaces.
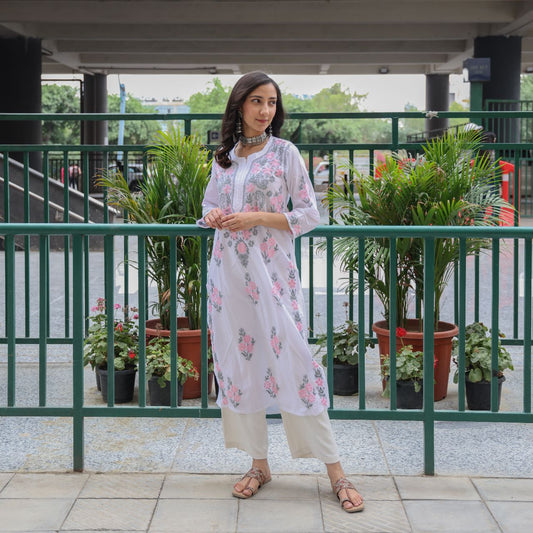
xmin=239 ymin=131 xmax=269 ymax=146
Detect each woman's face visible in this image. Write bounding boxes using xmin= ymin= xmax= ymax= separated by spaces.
xmin=240 ymin=82 xmax=277 ymax=137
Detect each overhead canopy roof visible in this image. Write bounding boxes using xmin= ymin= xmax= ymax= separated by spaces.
xmin=2 ymin=0 xmax=533 ymax=76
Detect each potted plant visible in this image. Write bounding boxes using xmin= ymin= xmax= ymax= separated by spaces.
xmin=325 ymin=129 xmax=512 ymax=400
xmin=452 ymin=322 xmax=514 ymax=410
xmin=98 ymin=127 xmax=212 ymax=398
xmin=83 ymin=297 xmax=139 ymax=403
xmin=145 ymin=336 xmax=199 ymax=406
xmin=380 ymin=342 xmax=426 ymax=409
xmin=315 ymin=318 xmax=374 ymax=395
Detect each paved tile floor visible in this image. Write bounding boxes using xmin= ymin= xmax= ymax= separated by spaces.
xmin=0 ymin=472 xmax=532 ymax=532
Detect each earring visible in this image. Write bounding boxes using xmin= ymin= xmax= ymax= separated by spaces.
xmin=268 ymin=124 xmax=273 ymax=136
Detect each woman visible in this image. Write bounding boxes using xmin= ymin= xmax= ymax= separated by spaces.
xmin=199 ymin=71 xmax=363 ymax=513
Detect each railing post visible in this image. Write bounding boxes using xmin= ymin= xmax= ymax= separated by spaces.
xmin=72 ymin=233 xmax=85 ymax=472
xmin=423 ymin=237 xmax=435 ymax=476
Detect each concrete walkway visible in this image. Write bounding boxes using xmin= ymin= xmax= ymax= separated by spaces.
xmin=0 ymin=471 xmax=532 ymax=532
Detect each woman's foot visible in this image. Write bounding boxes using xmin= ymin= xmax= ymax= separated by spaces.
xmin=326 ymin=462 xmax=364 ymax=512
xmin=232 ymin=459 xmax=271 ymax=499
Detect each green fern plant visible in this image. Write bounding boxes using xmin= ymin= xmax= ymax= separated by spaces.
xmin=98 ymin=127 xmax=212 ymax=330
xmin=325 ymin=130 xmax=512 ymax=328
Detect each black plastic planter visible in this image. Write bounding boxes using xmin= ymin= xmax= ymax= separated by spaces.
xmin=332 ymin=363 xmax=358 ymax=396
xmin=99 ymin=368 xmax=137 ymax=403
xmin=395 ymin=379 xmax=423 ymax=409
xmin=148 ymin=377 xmax=183 ymax=406
xmin=465 ymin=375 xmax=505 ymax=411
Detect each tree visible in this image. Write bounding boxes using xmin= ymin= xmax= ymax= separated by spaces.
xmin=107 ymin=93 xmax=160 ymax=146
xmin=186 ymin=77 xmax=230 ymax=143
xmin=521 ymin=74 xmax=533 ymax=101
xmin=42 ymin=84 xmax=80 ymax=144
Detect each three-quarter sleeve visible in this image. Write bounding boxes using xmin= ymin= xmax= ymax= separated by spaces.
xmin=283 ymin=144 xmax=320 ymax=237
xmin=197 ymin=165 xmax=219 ymax=228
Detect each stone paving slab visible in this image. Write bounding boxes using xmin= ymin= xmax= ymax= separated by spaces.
xmin=486 ymin=501 xmax=533 ymax=533
xmin=403 ymin=500 xmax=500 ymax=533
xmin=0 ymin=473 xmax=532 ymax=532
xmin=0 ymin=498 xmax=73 ymax=531
xmin=79 ymin=473 xmax=164 ymax=499
xmin=473 ymin=477 xmax=533 ymax=501
xmin=62 ymin=498 xmax=156 ymax=531
xmin=395 ymin=475 xmax=480 ymax=500
xmin=237 ymin=499 xmax=324 ymax=533
xmin=150 ymin=499 xmax=238 ymax=532
xmin=0 ymin=472 xmax=88 ymax=499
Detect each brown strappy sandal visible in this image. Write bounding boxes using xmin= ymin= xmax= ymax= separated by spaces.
xmin=333 ymin=477 xmax=365 ymax=513
xmin=232 ymin=467 xmax=271 ymax=499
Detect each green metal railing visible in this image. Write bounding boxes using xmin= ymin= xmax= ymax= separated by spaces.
xmin=1 ymin=111 xmax=533 ymax=473
xmin=0 ymin=222 xmax=532 ymax=474
xmin=1 ymin=111 xmax=531 ymax=338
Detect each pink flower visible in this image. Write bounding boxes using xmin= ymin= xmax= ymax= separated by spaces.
xmin=114 ymin=303 xmax=121 ymax=310
xmin=315 ymin=378 xmax=324 ymax=387
xmin=133 ymin=313 xmax=139 ymax=319
xmin=321 ymin=397 xmax=328 ymax=406
xmin=237 ymin=241 xmax=247 ymax=254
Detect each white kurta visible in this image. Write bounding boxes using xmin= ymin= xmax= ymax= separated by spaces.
xmin=198 ymin=137 xmax=328 ymax=416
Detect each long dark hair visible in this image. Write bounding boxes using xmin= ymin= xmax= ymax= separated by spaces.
xmin=214 ymin=71 xmax=285 ymax=169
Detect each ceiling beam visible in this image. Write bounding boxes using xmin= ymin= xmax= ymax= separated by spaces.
xmin=55 ymin=40 xmax=467 ymax=55
xmin=0 ymin=1 xmax=516 ymax=25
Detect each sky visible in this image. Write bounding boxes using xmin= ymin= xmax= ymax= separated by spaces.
xmin=45 ymin=73 xmax=470 ymax=111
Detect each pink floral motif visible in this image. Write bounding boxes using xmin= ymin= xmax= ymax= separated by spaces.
xmin=237 ymin=241 xmax=247 ymax=254
xmin=245 ymin=273 xmax=260 ymax=304
xmin=238 ymin=328 xmax=255 ymax=360
xmin=225 ymin=378 xmax=242 ymax=407
xmin=270 ymin=326 xmax=282 ymax=358
xmin=208 ymin=280 xmax=223 ymax=313
xmin=264 ymin=368 xmax=279 ymax=398
xmin=270 ymin=194 xmax=284 ymax=211
xmin=213 ymin=239 xmax=224 ymax=266
xmin=260 ymin=234 xmax=278 ymax=263
xmin=299 ymin=188 xmax=310 ymax=201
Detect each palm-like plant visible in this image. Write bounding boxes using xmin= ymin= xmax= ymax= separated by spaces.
xmin=99 ymin=127 xmax=212 ymax=330
xmin=326 ymin=130 xmax=512 ymax=328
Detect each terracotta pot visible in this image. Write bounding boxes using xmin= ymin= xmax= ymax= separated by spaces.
xmin=372 ymin=319 xmax=459 ymax=401
xmin=145 ymin=317 xmax=211 ymax=399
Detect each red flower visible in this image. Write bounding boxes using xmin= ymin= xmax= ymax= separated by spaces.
xmin=396 ymin=327 xmax=407 ymax=338
xmin=128 ymin=350 xmax=135 ymax=359
xmin=115 ymin=323 xmax=123 ymax=332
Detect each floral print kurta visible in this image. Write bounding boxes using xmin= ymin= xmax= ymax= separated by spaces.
xmin=198 ymin=137 xmax=329 ymax=416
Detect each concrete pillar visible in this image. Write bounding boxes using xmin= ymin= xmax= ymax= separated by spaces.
xmin=82 ymin=73 xmax=108 ymax=191
xmin=0 ymin=37 xmax=42 ymax=171
xmin=425 ymin=74 xmax=449 ymax=138
xmin=474 ymin=35 xmax=522 ymax=142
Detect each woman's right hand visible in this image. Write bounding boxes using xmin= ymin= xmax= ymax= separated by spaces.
xmin=204 ymin=208 xmax=225 ymax=229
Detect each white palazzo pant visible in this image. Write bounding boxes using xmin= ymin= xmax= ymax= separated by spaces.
xmin=222 ymin=407 xmax=340 ymax=464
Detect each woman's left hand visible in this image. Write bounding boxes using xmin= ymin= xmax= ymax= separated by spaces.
xmin=221 ymin=212 xmax=259 ymax=232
